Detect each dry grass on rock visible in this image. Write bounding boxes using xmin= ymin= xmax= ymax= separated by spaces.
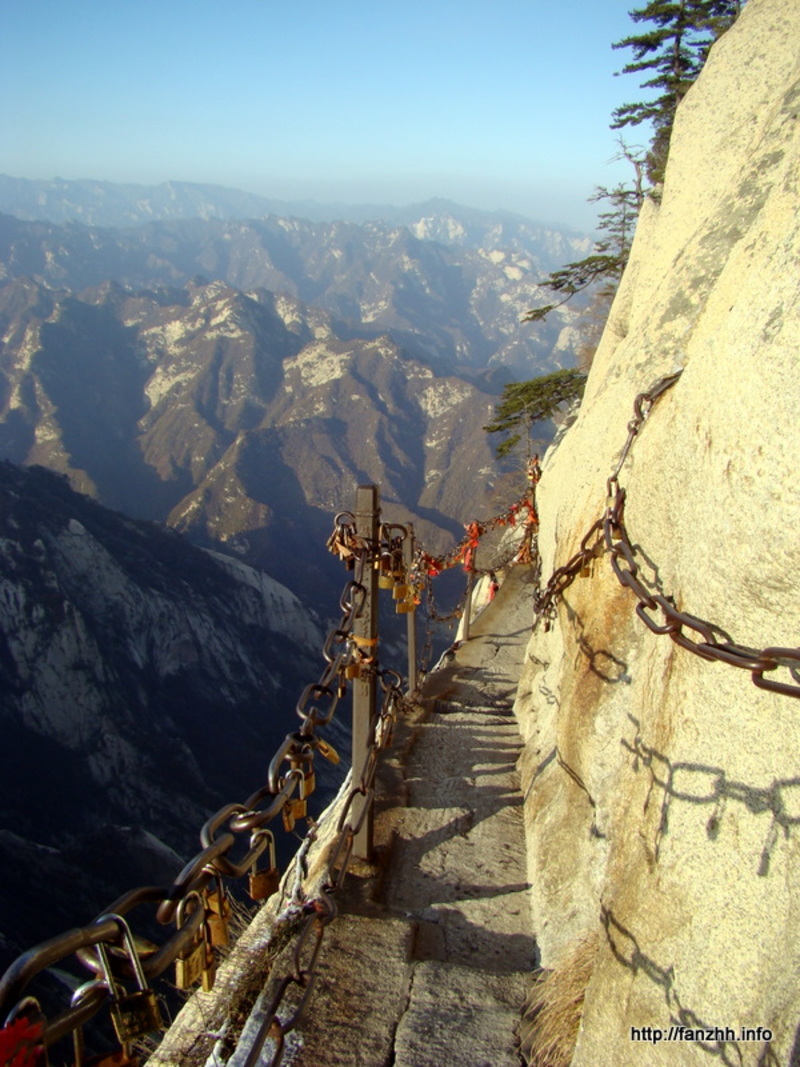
xmin=519 ymin=932 xmax=598 ymax=1066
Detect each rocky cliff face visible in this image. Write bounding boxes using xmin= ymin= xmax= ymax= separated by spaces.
xmin=0 ymin=461 xmax=333 ymax=966
xmin=514 ymin=0 xmax=800 ymax=1062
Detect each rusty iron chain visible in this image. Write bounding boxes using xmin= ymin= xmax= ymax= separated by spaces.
xmin=234 ymin=650 xmax=409 ymax=1066
xmin=0 ymin=468 xmax=546 ymax=1066
xmin=533 ymin=370 xmax=800 ymax=698
xmin=247 ymin=486 xmax=546 ymax=1061
xmin=0 ymin=513 xmax=412 ymax=1066
xmin=412 ymin=462 xmax=541 ymax=655
xmin=414 ymin=483 xmax=539 ymax=580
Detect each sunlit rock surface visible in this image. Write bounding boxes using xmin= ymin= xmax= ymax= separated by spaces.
xmin=514 ymin=1 xmax=800 ymax=1062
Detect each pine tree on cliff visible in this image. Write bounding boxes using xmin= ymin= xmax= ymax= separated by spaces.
xmin=612 ymin=0 xmax=743 ymax=185
xmin=524 ymin=0 xmax=743 ymax=328
xmin=483 ymin=368 xmax=587 ymax=459
xmin=522 ymin=166 xmax=643 ymax=325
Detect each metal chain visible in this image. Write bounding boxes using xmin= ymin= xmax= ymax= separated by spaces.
xmin=0 ymin=513 xmax=412 ymax=1065
xmin=533 ymin=370 xmax=800 ymax=698
xmin=411 ymin=463 xmax=541 ymax=660
xmin=414 ymin=481 xmax=539 ymax=579
xmin=239 ymin=671 xmax=408 ymax=1066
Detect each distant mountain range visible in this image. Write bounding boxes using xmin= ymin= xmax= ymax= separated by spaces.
xmin=0 ymin=273 xmax=504 ymax=600
xmin=0 ymin=179 xmax=591 ymax=376
xmin=0 ymin=179 xmax=588 ymax=594
xmin=0 ymin=173 xmax=588 ymax=235
xmin=0 ymin=177 xmax=589 ymax=973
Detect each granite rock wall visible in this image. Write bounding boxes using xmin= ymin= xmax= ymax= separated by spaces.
xmin=514 ymin=1 xmax=800 ymax=1061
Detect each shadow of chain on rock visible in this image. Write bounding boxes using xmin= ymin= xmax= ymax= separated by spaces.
xmin=623 ymin=715 xmax=800 ymax=875
xmin=601 ymin=907 xmax=780 ymax=1066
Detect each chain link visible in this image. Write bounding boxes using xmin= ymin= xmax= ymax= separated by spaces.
xmin=533 ymin=370 xmax=800 ymax=698
xmin=0 ymin=511 xmax=412 ymax=1065
xmin=411 ymin=465 xmax=541 ymax=669
xmin=238 ymin=669 xmax=408 ymax=1066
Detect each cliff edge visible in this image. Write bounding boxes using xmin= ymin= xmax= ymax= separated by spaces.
xmin=514 ymin=0 xmax=800 ymax=1062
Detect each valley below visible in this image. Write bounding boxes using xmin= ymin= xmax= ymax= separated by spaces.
xmin=0 ymin=179 xmax=585 ymax=978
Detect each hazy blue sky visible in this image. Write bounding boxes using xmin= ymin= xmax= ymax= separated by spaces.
xmin=1 ymin=0 xmax=648 ymax=229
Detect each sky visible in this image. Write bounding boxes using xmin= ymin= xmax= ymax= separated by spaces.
xmin=0 ymin=0 xmax=648 ymax=230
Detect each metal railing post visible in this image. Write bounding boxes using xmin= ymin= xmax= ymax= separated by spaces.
xmin=462 ymin=569 xmax=475 ymax=641
xmin=352 ymin=484 xmax=379 ymax=862
xmin=405 ymin=524 xmax=418 ymax=697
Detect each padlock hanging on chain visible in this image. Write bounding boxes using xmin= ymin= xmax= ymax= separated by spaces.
xmin=314 ymin=738 xmax=340 ymax=765
xmin=174 ymin=893 xmax=215 ymax=993
xmin=93 ymin=915 xmax=164 ymax=1046
xmin=287 ymin=747 xmax=315 ymax=802
xmin=281 ymin=795 xmax=307 ymax=832
xmin=71 ymin=981 xmax=139 ymax=1067
xmin=248 ymin=829 xmax=281 ymax=901
xmin=203 ymin=871 xmax=232 ymax=949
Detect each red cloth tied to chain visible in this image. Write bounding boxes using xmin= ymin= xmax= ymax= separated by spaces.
xmin=0 ymin=1016 xmax=46 ymax=1067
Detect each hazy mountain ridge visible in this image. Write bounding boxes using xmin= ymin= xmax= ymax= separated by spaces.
xmin=0 ymin=205 xmax=587 ymax=377
xmin=0 ymin=182 xmax=574 ymax=638
xmin=0 ymin=275 xmax=505 ymax=601
xmin=0 ymin=174 xmax=588 ymax=239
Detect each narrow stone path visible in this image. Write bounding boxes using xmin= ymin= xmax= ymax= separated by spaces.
xmin=274 ymin=565 xmax=538 ymax=1067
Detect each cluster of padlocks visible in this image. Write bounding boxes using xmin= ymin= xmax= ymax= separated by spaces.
xmin=0 ymin=485 xmax=540 ymax=1066
xmin=377 ymin=526 xmax=418 ymax=615
xmin=0 ymin=493 xmax=419 ymax=1067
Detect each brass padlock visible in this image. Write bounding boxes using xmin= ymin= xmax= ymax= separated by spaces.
xmin=201 ymin=933 xmax=216 ymax=994
xmin=248 ymin=828 xmax=280 ymax=900
xmin=396 ymin=600 xmax=413 ymax=614
xmin=300 ymin=757 xmax=315 ymax=799
xmin=580 ymin=563 xmax=592 ymax=578
xmin=345 ymin=662 xmax=361 ymax=679
xmin=174 ymin=943 xmax=204 ymax=990
xmin=94 ymin=916 xmax=164 ymax=1046
xmin=284 ymin=792 xmax=308 ymax=830
xmin=176 ymin=893 xmax=216 ymax=992
xmin=378 ymin=550 xmax=393 ymax=587
xmin=174 ymin=895 xmax=206 ymax=990
xmin=249 ymin=867 xmax=281 ymax=900
xmin=393 ymin=582 xmax=408 ymax=600
xmin=281 ymin=800 xmax=296 ymax=833
xmin=204 ymin=875 xmax=231 ymax=948
xmin=73 ymin=980 xmax=124 ymax=1067
xmin=112 ymin=985 xmax=163 ymax=1042
xmin=75 ymin=1017 xmax=140 ymax=1067
xmin=315 ymin=738 xmax=340 ymax=764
